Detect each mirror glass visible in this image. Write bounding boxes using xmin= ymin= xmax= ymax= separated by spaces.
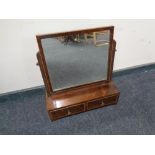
xmin=41 ymin=30 xmax=110 ymax=91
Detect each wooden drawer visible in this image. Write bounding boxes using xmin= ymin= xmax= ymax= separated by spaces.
xmin=50 ymin=103 xmax=85 ymax=120
xmin=87 ymin=99 xmax=104 ymax=110
xmin=102 ymin=95 xmax=118 ymax=105
xmin=87 ymin=95 xmax=118 ymax=110
xmin=68 ymin=103 xmax=85 ymax=115
xmin=50 ymin=108 xmax=68 ymax=120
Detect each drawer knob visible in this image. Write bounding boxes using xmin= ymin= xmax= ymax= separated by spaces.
xmin=101 ymin=101 xmax=105 ymax=106
xmin=68 ymin=110 xmax=71 ymax=115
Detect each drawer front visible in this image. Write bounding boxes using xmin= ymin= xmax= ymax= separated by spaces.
xmin=87 ymin=99 xmax=104 ymax=110
xmin=102 ymin=95 xmax=118 ymax=105
xmin=50 ymin=108 xmax=68 ymax=120
xmin=68 ymin=104 xmax=85 ymax=115
xmin=50 ymin=104 xmax=85 ymax=120
xmin=87 ymin=95 xmax=118 ymax=110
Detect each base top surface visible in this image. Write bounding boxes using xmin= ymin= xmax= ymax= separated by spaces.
xmin=46 ymin=81 xmax=119 ymax=110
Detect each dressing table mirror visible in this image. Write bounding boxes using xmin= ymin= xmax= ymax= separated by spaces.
xmin=36 ymin=26 xmax=120 ymax=121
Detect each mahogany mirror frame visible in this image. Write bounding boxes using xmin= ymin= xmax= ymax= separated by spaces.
xmin=36 ymin=26 xmax=115 ymax=96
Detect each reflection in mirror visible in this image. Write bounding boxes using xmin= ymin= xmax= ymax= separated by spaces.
xmin=41 ymin=30 xmax=110 ymax=91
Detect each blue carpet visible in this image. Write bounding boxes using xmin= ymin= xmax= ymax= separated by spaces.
xmin=0 ymin=68 xmax=155 ymax=135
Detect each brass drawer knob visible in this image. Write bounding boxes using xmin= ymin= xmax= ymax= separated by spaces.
xmin=101 ymin=100 xmax=105 ymax=106
xmin=68 ymin=110 xmax=71 ymax=115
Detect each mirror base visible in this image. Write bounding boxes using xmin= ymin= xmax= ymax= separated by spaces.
xmin=45 ymin=81 xmax=120 ymax=121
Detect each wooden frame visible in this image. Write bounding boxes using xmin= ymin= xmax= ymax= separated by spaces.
xmin=36 ymin=26 xmax=120 ymax=121
xmin=36 ymin=26 xmax=114 ymax=96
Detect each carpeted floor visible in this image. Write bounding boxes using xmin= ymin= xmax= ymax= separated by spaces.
xmin=0 ymin=68 xmax=155 ymax=135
